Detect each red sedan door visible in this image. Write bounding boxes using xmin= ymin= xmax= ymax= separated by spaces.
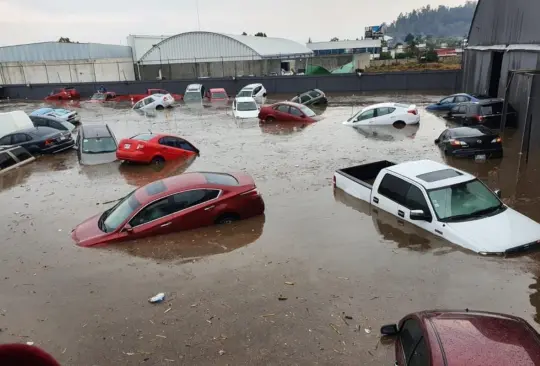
xmin=274 ymin=104 xmax=292 ymax=121
xmin=156 ymin=136 xmax=185 ymax=161
xmin=169 ymin=189 xmax=222 ymax=231
xmin=125 ymin=196 xmax=180 ymax=239
xmin=288 ymin=106 xmax=306 ymax=122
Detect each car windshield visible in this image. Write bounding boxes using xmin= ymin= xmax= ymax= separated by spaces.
xmin=62 ymin=122 xmax=75 ymax=132
xmin=299 ymin=105 xmax=316 ymax=117
xmin=82 ymin=137 xmax=117 ymax=154
xmin=237 ymin=101 xmax=258 ymax=111
xmin=427 ymin=179 xmax=504 ymax=222
xmin=212 ymin=92 xmax=227 ymax=99
xmin=100 ymin=191 xmax=141 ymax=233
xmin=184 ymin=92 xmax=202 ymax=101
xmin=237 ymin=90 xmax=253 ymax=97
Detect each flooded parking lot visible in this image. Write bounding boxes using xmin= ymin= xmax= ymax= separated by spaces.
xmin=1 ymin=94 xmax=540 ymax=365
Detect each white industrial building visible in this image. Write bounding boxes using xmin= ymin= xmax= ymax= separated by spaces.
xmin=0 ymin=42 xmax=135 ymax=85
xmin=129 ymin=32 xmax=314 ymax=79
xmin=307 ymin=39 xmax=382 ymax=60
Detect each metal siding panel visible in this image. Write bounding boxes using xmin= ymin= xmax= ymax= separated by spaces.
xmin=0 ymin=42 xmax=132 ymax=62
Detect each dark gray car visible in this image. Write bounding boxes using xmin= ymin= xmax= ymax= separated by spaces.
xmin=29 ymin=115 xmax=76 ymax=133
xmin=75 ymin=124 xmax=118 ymax=165
xmin=290 ymin=89 xmax=328 ymax=106
xmin=0 ymin=127 xmax=74 ymax=155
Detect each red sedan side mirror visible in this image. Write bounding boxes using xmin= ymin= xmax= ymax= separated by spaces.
xmin=122 ymin=224 xmax=133 ymax=233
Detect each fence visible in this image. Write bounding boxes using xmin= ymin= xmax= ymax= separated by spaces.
xmin=0 ymin=59 xmax=136 ymax=85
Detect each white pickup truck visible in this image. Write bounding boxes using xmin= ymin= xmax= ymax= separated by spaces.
xmin=333 ymin=159 xmax=540 ymax=255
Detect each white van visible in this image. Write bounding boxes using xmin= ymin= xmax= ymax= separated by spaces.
xmin=0 ymin=111 xmax=34 ymax=138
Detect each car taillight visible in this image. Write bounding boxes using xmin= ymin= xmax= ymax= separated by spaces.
xmin=408 ymin=110 xmax=417 ymax=115
xmin=45 ymin=139 xmax=54 ymax=146
xmin=474 ymin=115 xmax=484 ymax=122
xmin=240 ymin=188 xmax=259 ymax=196
xmin=136 ymin=144 xmax=145 ymax=150
xmin=450 ymin=139 xmax=467 ymax=146
xmin=491 ymin=137 xmax=502 ymax=143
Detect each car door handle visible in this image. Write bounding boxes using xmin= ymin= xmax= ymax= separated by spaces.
xmin=204 ymin=205 xmax=215 ymax=211
xmin=161 ymin=222 xmax=172 ymax=227
xmin=373 ymin=197 xmax=379 ymax=204
xmin=398 ymin=210 xmax=405 ymax=218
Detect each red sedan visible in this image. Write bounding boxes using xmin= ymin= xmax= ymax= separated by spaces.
xmin=258 ymin=101 xmax=318 ymax=122
xmin=71 ymin=172 xmax=265 ymax=247
xmin=207 ymin=88 xmax=229 ymax=101
xmin=44 ymin=87 xmax=80 ymax=101
xmin=116 ymin=133 xmax=199 ymax=164
xmin=381 ymin=309 xmax=540 ymax=365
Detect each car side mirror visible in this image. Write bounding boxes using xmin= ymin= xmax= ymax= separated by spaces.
xmin=263 ymin=93 xmax=267 ymax=97
xmin=122 ymin=224 xmax=133 ymax=233
xmin=434 ymin=138 xmax=440 ymax=144
xmin=494 ymin=189 xmax=502 ymax=198
xmin=410 ymin=209 xmax=430 ymax=221
xmin=380 ymin=324 xmax=399 ymax=336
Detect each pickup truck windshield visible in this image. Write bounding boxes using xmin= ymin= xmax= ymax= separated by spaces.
xmin=427 ymin=179 xmax=504 ymax=222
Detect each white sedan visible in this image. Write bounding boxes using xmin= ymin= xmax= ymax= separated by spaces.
xmin=232 ymin=97 xmax=260 ymax=118
xmin=237 ymin=83 xmax=267 ymax=104
xmin=343 ymin=102 xmax=420 ymax=128
xmin=133 ymin=93 xmax=174 ymax=111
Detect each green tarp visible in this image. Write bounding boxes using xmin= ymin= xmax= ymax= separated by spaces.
xmin=331 ymin=62 xmax=355 ymax=74
xmin=305 ymin=65 xmax=331 ymax=75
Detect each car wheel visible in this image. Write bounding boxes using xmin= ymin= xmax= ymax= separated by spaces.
xmin=393 ymin=121 xmax=406 ymax=129
xmin=215 ymin=214 xmax=240 ymax=225
xmin=266 ymin=116 xmax=276 ymax=122
xmin=156 ymin=105 xmax=164 ymax=110
xmin=150 ymin=156 xmax=165 ymax=165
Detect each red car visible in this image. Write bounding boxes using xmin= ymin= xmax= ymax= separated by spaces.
xmin=381 ymin=309 xmax=540 ymax=365
xmin=116 ymin=133 xmax=199 ymax=164
xmin=258 ymin=101 xmax=318 ymax=122
xmin=44 ymin=87 xmax=80 ymax=101
xmin=71 ymin=172 xmax=265 ymax=247
xmin=206 ymin=88 xmax=229 ymax=101
xmin=88 ymin=92 xmax=118 ymax=103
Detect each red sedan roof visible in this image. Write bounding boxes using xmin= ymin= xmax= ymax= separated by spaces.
xmin=210 ymin=88 xmax=226 ymax=93
xmin=425 ymin=311 xmax=540 ymax=365
xmin=134 ymin=173 xmax=206 ymax=203
xmin=271 ymin=101 xmax=305 ymax=109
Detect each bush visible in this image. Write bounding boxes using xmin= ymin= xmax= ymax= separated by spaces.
xmin=379 ymin=52 xmax=393 ymax=60
xmin=425 ymin=50 xmax=439 ymax=62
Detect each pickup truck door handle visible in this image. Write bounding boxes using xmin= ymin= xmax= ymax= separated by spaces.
xmin=204 ymin=205 xmax=215 ymax=211
xmin=373 ymin=197 xmax=379 ymax=204
xmin=161 ymin=222 xmax=172 ymax=228
xmin=398 ymin=210 xmax=405 ymax=218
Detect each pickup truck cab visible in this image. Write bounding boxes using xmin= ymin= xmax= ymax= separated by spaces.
xmin=334 ymin=159 xmax=540 ymax=255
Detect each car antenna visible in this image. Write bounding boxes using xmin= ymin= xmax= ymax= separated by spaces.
xmin=148 ymin=129 xmax=152 ymax=134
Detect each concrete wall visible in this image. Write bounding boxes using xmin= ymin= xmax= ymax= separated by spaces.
xmin=0 ymin=70 xmax=461 ymax=100
xmin=309 ymin=55 xmax=353 ymax=70
xmin=0 ymin=58 xmax=136 ymax=85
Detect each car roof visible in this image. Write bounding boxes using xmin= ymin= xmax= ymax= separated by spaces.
xmin=210 ymin=88 xmax=226 ymax=92
xmin=387 ymin=159 xmax=475 ymax=190
xmin=186 ymin=84 xmax=203 ymax=90
xmin=362 ymin=102 xmax=401 ymax=110
xmin=422 ymin=311 xmax=540 ymax=366
xmin=81 ymin=124 xmax=112 ymax=138
xmin=134 ymin=172 xmax=208 ymax=202
xmin=235 ymin=97 xmax=257 ymax=102
xmin=448 ymin=126 xmax=495 ymax=136
xmin=273 ymin=101 xmax=306 ymax=108
xmin=30 ymin=108 xmax=53 ymax=115
xmin=242 ymin=83 xmax=262 ymax=90
xmin=15 ymin=126 xmax=58 ymax=136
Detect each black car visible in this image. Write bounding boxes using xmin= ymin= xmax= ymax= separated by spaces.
xmin=0 ymin=127 xmax=74 ymax=155
xmin=29 ymin=115 xmax=76 ymax=133
xmin=445 ymin=99 xmax=517 ymax=128
xmin=290 ymin=89 xmax=328 ymax=106
xmin=435 ymin=126 xmax=503 ymax=159
xmin=75 ymin=124 xmax=118 ymax=165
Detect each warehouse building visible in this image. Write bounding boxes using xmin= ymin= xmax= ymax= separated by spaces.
xmin=134 ymin=31 xmax=314 ymax=80
xmin=306 ymin=39 xmax=382 ymax=70
xmin=0 ymin=42 xmax=135 ymax=85
xmin=462 ymin=0 xmax=540 ymax=146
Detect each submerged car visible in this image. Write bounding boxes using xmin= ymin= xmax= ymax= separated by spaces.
xmin=30 ymin=107 xmax=80 ymax=124
xmin=232 ymin=97 xmax=260 ymax=119
xmin=290 ymin=89 xmax=328 ymax=106
xmin=0 ymin=127 xmax=74 ymax=154
xmin=445 ymin=99 xmax=518 ymax=128
xmin=207 ymin=88 xmax=229 ymax=101
xmin=184 ymin=84 xmax=206 ymax=102
xmin=71 ymin=172 xmax=266 ymax=247
xmin=0 ymin=146 xmax=35 ymax=175
xmin=343 ymin=103 xmax=419 ymax=128
xmin=44 ymin=87 xmax=80 ymax=101
xmin=237 ymin=83 xmax=267 ymax=103
xmin=29 ymin=114 xmax=76 ymax=134
xmin=435 ymin=126 xmax=503 ymax=159
xmin=258 ymin=102 xmax=317 ymax=122
xmin=381 ymin=310 xmax=540 ymax=366
xmin=426 ymin=93 xmax=492 ymax=112
xmin=116 ymin=133 xmax=199 ymax=164
xmin=76 ymin=124 xmax=118 ymax=165
xmin=89 ymin=92 xmax=118 ymax=103
xmin=132 ymin=94 xmax=174 ymax=111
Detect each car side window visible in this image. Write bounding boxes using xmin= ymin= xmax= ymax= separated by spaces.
xmin=377 ymin=174 xmax=411 ymax=206
xmin=12 ymin=134 xmax=30 ymax=144
xmin=440 ymin=97 xmax=454 ymax=104
xmin=376 ymin=107 xmax=395 ymax=117
xmin=158 ymin=137 xmax=174 ymax=147
xmin=308 ymin=91 xmax=321 ymax=98
xmin=399 ymin=319 xmax=429 ymax=366
xmin=174 ymin=138 xmax=197 ymax=152
xmin=289 ymin=107 xmax=303 ymax=117
xmin=253 ymin=86 xmax=261 ymax=95
xmin=276 ymin=105 xmax=290 ymax=113
xmin=0 ymin=135 xmax=12 ymax=145
xmin=130 ymin=197 xmax=176 ymax=227
xmin=405 ymin=185 xmax=432 ymax=219
xmin=172 ymin=189 xmax=219 ymax=211
xmin=144 ymin=98 xmax=154 ymax=105
xmin=358 ymin=109 xmax=375 ymax=121
xmin=300 ymin=94 xmax=311 ymax=103
xmin=455 ymin=95 xmax=470 ymax=103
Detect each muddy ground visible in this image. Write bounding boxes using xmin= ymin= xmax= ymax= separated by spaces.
xmin=1 ymin=94 xmax=540 ymax=365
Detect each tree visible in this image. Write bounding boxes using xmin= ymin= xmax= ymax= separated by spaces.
xmin=330 ymin=37 xmax=339 ymax=42
xmin=58 ymin=37 xmax=72 ymax=43
xmin=404 ymin=33 xmax=415 ymax=43
xmin=379 ymin=52 xmax=393 ymax=60
xmin=242 ymin=32 xmax=247 ymax=36
xmin=254 ymin=32 xmax=267 ymax=37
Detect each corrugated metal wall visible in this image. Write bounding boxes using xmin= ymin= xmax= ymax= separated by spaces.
xmin=469 ymin=0 xmax=540 ymax=46
xmin=462 ymin=50 xmax=492 ymax=95
xmin=0 ymin=42 xmax=133 ymax=62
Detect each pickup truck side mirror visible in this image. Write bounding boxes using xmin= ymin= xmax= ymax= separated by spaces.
xmin=122 ymin=224 xmax=133 ymax=233
xmin=494 ymin=189 xmax=502 ymax=198
xmin=380 ymin=324 xmax=399 ymax=336
xmin=410 ymin=209 xmax=431 ymax=221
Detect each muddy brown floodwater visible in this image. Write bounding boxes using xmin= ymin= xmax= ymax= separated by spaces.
xmin=1 ymin=94 xmax=540 ymax=365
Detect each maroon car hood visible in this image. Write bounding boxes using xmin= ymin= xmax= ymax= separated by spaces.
xmin=72 ymin=213 xmax=108 ymax=247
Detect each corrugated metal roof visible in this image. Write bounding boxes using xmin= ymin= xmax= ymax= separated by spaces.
xmin=307 ymin=39 xmax=381 ymax=51
xmin=139 ymin=32 xmax=313 ymax=64
xmin=0 ymin=42 xmax=133 ymax=62
xmin=127 ymin=35 xmax=171 ymax=62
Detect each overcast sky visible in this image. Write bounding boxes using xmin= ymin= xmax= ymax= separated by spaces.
xmin=0 ymin=0 xmax=471 ymax=47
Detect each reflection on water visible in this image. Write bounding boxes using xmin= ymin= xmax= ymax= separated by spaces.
xmin=354 ymin=124 xmax=419 ymax=141
xmin=333 ymin=188 xmax=460 ymax=256
xmin=118 ymin=156 xmax=197 ymax=187
xmin=259 ymin=121 xmax=313 ymax=135
xmin=0 ymin=164 xmax=34 ymax=192
xmin=109 ymin=215 xmax=265 ymax=263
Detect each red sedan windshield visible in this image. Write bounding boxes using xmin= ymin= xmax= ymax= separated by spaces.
xmin=100 ymin=191 xmax=141 ymax=233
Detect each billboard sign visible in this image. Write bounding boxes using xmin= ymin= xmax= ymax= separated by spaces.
xmin=365 ymin=25 xmax=385 ymax=39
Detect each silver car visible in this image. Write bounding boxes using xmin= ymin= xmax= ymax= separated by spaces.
xmin=75 ymin=124 xmax=118 ymax=165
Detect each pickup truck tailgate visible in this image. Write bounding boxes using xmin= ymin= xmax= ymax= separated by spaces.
xmin=334 ymin=160 xmax=395 ymax=203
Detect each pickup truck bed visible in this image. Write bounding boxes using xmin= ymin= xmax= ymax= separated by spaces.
xmin=334 ymin=160 xmax=395 ymax=202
